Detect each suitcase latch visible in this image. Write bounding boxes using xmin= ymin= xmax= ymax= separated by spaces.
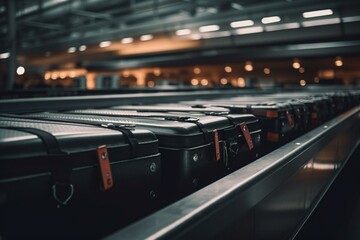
xmin=97 ymin=145 xmax=114 ymax=191
xmin=240 ymin=123 xmax=254 ymax=150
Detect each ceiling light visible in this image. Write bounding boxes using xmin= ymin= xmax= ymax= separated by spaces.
xmin=303 ymin=9 xmax=333 ymax=18
xmin=154 ymin=68 xmax=161 ymax=76
xmin=238 ymin=77 xmax=246 ymax=87
xmin=140 ymin=34 xmax=153 ymax=41
xmin=244 ymin=62 xmax=253 ymax=71
xmin=199 ymin=25 xmax=220 ymax=33
xmin=16 ymin=66 xmax=25 ymax=75
xmin=265 ymin=23 xmax=300 ymax=31
xmin=292 ymin=59 xmax=301 ymax=69
xmin=176 ymin=29 xmax=191 ymax=36
xmin=191 ymin=78 xmax=199 ymax=86
xmin=121 ymin=37 xmax=134 ymax=44
xmin=225 ymin=66 xmax=232 ymax=73
xmin=220 ymin=78 xmax=228 ymax=85
xmin=59 ymin=72 xmax=67 ymax=79
xmin=299 ymin=67 xmax=305 ymax=73
xmin=235 ymin=26 xmax=263 ymax=35
xmin=342 ymin=16 xmax=360 ymax=23
xmin=99 ymin=41 xmax=111 ymax=48
xmin=193 ymin=67 xmax=201 ymax=74
xmin=190 ymin=34 xmax=201 ymax=40
xmin=292 ymin=62 xmax=301 ymax=69
xmin=78 ymin=45 xmax=87 ymax=51
xmin=335 ymin=56 xmax=343 ymax=67
xmin=230 ymin=20 xmax=254 ymax=28
xmin=201 ymin=31 xmax=231 ymax=39
xmin=0 ymin=52 xmax=10 ymax=59
xmin=200 ymin=79 xmax=209 ymax=86
xmin=300 ymin=79 xmax=306 ymax=86
xmin=51 ymin=72 xmax=58 ymax=80
xmin=264 ymin=68 xmax=271 ymax=74
xmin=44 ymin=73 xmax=51 ymax=80
xmin=302 ymin=18 xmax=340 ymax=27
xmin=147 ymin=81 xmax=155 ymax=87
xmin=67 ymin=47 xmax=76 ymax=53
xmin=231 ymin=3 xmax=244 ymax=11
xmin=261 ymin=16 xmax=281 ymax=24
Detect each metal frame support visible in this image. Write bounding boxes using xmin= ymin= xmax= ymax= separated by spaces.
xmin=6 ymin=0 xmax=16 ymax=90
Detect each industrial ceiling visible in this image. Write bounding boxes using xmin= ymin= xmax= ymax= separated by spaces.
xmin=1 ymin=0 xmax=360 ymax=70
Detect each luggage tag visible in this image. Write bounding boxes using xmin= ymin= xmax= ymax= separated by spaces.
xmin=97 ymin=145 xmax=114 ymax=191
xmin=213 ymin=130 xmax=221 ymax=161
xmin=286 ymin=110 xmax=295 ymax=128
xmin=240 ymin=123 xmax=254 ymax=150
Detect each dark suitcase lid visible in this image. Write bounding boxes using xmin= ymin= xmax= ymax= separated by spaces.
xmin=22 ymin=111 xmax=249 ymax=148
xmin=0 ymin=116 xmax=159 ymax=179
xmin=180 ymin=99 xmax=292 ymax=112
xmin=112 ymin=104 xmax=230 ymax=114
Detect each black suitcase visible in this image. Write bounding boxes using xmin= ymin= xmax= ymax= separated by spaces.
xmin=180 ymin=99 xmax=296 ymax=151
xmin=109 ymin=104 xmax=262 ymax=162
xmin=20 ymin=110 xmax=260 ymax=201
xmin=256 ymin=93 xmax=332 ymax=128
xmin=0 ymin=116 xmax=161 ymax=239
xmin=226 ymin=96 xmax=311 ymax=135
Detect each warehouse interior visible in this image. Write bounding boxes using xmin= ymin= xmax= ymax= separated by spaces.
xmin=1 ymin=0 xmax=360 ymax=90
xmin=0 ymin=0 xmax=360 ymax=239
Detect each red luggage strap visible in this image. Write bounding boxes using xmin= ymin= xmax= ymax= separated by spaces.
xmin=239 ymin=123 xmax=254 ymax=150
xmin=286 ymin=110 xmax=295 ymax=128
xmin=213 ymin=130 xmax=221 ymax=161
xmin=97 ymin=146 xmax=113 ymax=191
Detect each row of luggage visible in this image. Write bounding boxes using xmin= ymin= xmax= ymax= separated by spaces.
xmin=0 ymin=89 xmax=359 ymax=238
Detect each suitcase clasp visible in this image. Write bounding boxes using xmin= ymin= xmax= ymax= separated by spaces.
xmin=52 ymin=183 xmax=74 ymax=207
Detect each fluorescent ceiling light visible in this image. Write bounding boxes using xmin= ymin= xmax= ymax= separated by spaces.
xmin=176 ymin=29 xmax=191 ymax=36
xmin=302 ymin=18 xmax=340 ymax=27
xmin=17 ymin=66 xmax=25 ymax=75
xmin=342 ymin=16 xmax=360 ymax=23
xmin=261 ymin=16 xmax=281 ymax=24
xmin=199 ymin=25 xmax=220 ymax=33
xmin=303 ymin=9 xmax=333 ymax=18
xmin=201 ymin=31 xmax=231 ymax=39
xmin=140 ymin=34 xmax=153 ymax=41
xmin=67 ymin=47 xmax=76 ymax=53
xmin=99 ymin=41 xmax=111 ymax=48
xmin=78 ymin=45 xmax=87 ymax=51
xmin=265 ymin=23 xmax=300 ymax=31
xmin=121 ymin=37 xmax=134 ymax=44
xmin=230 ymin=20 xmax=254 ymax=28
xmin=235 ymin=26 xmax=263 ymax=35
xmin=190 ymin=34 xmax=201 ymax=40
xmin=0 ymin=52 xmax=10 ymax=59
xmin=231 ymin=3 xmax=244 ymax=11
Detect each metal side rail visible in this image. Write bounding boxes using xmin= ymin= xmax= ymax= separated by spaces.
xmin=0 ymin=89 xmax=276 ymax=113
xmin=105 ymin=106 xmax=360 ymax=240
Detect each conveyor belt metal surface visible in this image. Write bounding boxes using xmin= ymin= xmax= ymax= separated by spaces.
xmin=105 ymin=106 xmax=360 ymax=239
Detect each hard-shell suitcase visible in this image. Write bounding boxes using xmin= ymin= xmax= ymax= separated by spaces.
xmin=0 ymin=116 xmax=161 ymax=239
xmin=109 ymin=104 xmax=261 ymax=162
xmin=21 ymin=110 xmax=260 ymax=201
xmin=180 ymin=99 xmax=296 ymax=151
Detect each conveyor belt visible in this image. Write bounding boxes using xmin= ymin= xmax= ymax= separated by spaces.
xmin=0 ymin=88 xmax=359 ymax=239
xmin=105 ymin=105 xmax=360 ymax=240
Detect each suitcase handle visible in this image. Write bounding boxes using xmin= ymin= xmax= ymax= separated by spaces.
xmin=69 ymin=109 xmax=200 ymax=122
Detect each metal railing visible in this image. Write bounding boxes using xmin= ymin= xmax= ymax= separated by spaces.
xmin=105 ymin=106 xmax=360 ymax=240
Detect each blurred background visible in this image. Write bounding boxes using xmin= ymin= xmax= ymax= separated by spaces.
xmin=1 ymin=0 xmax=360 ymax=92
